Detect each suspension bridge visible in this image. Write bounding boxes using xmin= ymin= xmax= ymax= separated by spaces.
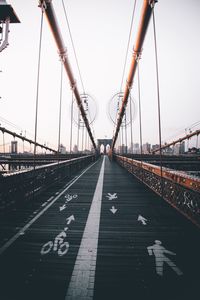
xmin=0 ymin=1 xmax=200 ymax=300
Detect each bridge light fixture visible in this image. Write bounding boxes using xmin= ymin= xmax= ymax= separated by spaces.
xmin=0 ymin=0 xmax=20 ymax=53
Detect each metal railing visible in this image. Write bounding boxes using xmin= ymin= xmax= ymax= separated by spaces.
xmin=114 ymin=154 xmax=200 ymax=228
xmin=0 ymin=155 xmax=97 ymax=210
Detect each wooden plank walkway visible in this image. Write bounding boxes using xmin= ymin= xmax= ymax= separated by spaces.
xmin=0 ymin=155 xmax=200 ymax=300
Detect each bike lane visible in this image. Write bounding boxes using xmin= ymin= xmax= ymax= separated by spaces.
xmin=0 ymin=157 xmax=103 ymax=300
xmin=94 ymin=156 xmax=200 ymax=300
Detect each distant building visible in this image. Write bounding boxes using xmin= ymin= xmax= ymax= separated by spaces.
xmin=142 ymin=142 xmax=151 ymax=154
xmin=59 ymin=144 xmax=66 ymax=154
xmin=73 ymin=144 xmax=78 ymax=153
xmin=180 ymin=141 xmax=185 ymax=154
xmin=163 ymin=146 xmax=173 ymax=154
xmin=133 ymin=143 xmax=140 ymax=154
xmin=152 ymin=144 xmax=160 ymax=152
xmin=118 ymin=144 xmax=127 ymax=154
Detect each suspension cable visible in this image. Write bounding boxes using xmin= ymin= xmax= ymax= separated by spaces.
xmin=62 ymin=0 xmax=96 ymax=142
xmin=152 ymin=9 xmax=163 ymax=194
xmin=112 ymin=0 xmax=155 ymax=151
xmin=120 ymin=0 xmax=137 ymax=92
xmin=61 ymin=0 xmax=85 ymax=94
xmin=112 ymin=1 xmax=137 ymax=132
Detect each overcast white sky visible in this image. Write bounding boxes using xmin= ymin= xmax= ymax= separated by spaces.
xmin=0 ymin=0 xmax=200 ymax=151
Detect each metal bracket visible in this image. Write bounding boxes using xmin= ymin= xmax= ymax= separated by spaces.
xmin=70 ymin=81 xmax=76 ymax=91
xmin=0 ymin=18 xmax=10 ymax=53
xmin=59 ymin=48 xmax=67 ymax=63
xmin=133 ymin=49 xmax=142 ymax=62
xmin=38 ymin=0 xmax=47 ymax=12
xmin=149 ymin=0 xmax=158 ymax=9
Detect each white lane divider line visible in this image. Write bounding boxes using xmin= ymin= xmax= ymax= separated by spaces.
xmin=0 ymin=160 xmax=98 ymax=256
xmin=65 ymin=156 xmax=105 ymax=300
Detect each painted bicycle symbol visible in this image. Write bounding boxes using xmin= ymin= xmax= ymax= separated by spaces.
xmin=59 ymin=194 xmax=78 ymax=211
xmin=41 ymin=230 xmax=69 ymax=257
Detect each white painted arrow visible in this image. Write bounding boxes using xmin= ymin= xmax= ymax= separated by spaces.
xmin=137 ymin=215 xmax=147 ymax=225
xmin=106 ymin=193 xmax=118 ymax=200
xmin=66 ymin=215 xmax=75 ymax=225
xmin=110 ymin=206 xmax=118 ymax=214
xmin=59 ymin=204 xmax=66 ymax=211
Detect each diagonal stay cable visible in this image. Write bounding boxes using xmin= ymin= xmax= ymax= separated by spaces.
xmin=114 ymin=0 xmax=137 ymax=141
xmin=62 ymin=0 xmax=85 ymax=95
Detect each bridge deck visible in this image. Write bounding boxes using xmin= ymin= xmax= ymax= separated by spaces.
xmin=0 ymin=156 xmax=200 ymax=300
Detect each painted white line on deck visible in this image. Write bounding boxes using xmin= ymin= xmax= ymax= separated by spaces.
xmin=0 ymin=160 xmax=98 ymax=256
xmin=65 ymin=156 xmax=105 ymax=300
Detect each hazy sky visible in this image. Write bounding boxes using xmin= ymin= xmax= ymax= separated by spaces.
xmin=0 ymin=0 xmax=200 ymax=151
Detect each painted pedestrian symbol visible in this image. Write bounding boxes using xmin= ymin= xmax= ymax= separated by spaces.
xmin=106 ymin=193 xmax=118 ymax=200
xmin=41 ymin=228 xmax=69 ymax=257
xmin=147 ymin=240 xmax=183 ymax=276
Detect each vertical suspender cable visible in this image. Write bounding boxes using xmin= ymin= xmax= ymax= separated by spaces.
xmin=69 ymin=90 xmax=74 ymax=176
xmin=33 ymin=9 xmax=44 ymax=199
xmin=57 ymin=61 xmax=63 ymax=155
xmin=137 ymin=61 xmax=143 ymax=158
xmin=137 ymin=60 xmax=143 ymax=181
xmin=121 ymin=123 xmax=124 ymax=154
xmin=129 ymin=91 xmax=134 ymax=155
xmin=196 ymin=134 xmax=199 ymax=149
xmin=85 ymin=128 xmax=88 ymax=153
xmin=69 ymin=90 xmax=74 ymax=156
xmin=82 ymin=125 xmax=84 ymax=154
xmin=152 ymin=10 xmax=163 ymax=196
xmin=77 ymin=110 xmax=80 ymax=152
xmin=3 ymin=132 xmax=5 ymax=154
xmin=125 ymin=112 xmax=128 ymax=155
xmin=34 ymin=9 xmax=44 ymax=163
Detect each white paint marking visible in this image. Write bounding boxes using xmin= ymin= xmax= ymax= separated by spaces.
xmin=147 ymin=240 xmax=183 ymax=276
xmin=137 ymin=214 xmax=147 ymax=225
xmin=110 ymin=206 xmax=118 ymax=214
xmin=65 ymin=156 xmax=105 ymax=300
xmin=0 ymin=160 xmax=98 ymax=256
xmin=59 ymin=194 xmax=78 ymax=212
xmin=106 ymin=192 xmax=118 ymax=200
xmin=66 ymin=215 xmax=75 ymax=225
xmin=60 ymin=204 xmax=67 ymax=211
